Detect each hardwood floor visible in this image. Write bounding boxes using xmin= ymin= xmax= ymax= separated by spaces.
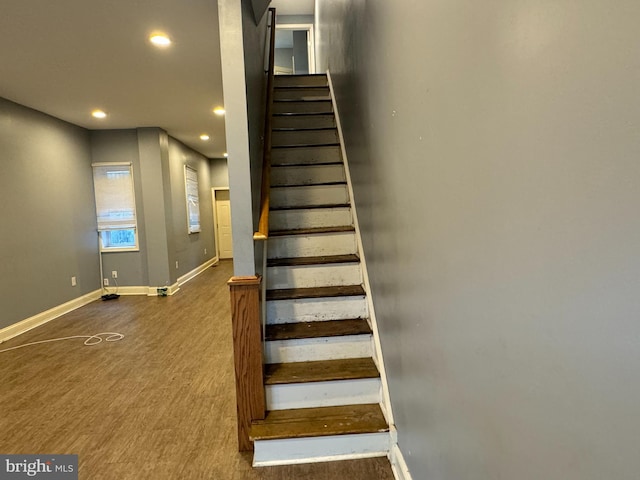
xmin=0 ymin=260 xmax=394 ymax=479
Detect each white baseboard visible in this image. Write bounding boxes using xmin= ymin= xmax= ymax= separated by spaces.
xmin=390 ymin=443 xmax=413 ymax=480
xmin=0 ymin=289 xmax=102 ymax=344
xmin=177 ymin=256 xmax=219 ymax=286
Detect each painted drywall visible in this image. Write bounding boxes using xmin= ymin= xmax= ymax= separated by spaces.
xmin=275 ymin=47 xmax=294 ymax=71
xmin=137 ymin=128 xmax=172 ymax=287
xmin=276 ymin=14 xmax=314 ymax=25
xmin=316 ymin=1 xmax=640 ymax=479
xmin=167 ymin=137 xmax=215 ymax=280
xmin=90 ymin=130 xmax=147 ymax=287
xmin=218 ymin=0 xmax=259 ymax=276
xmin=0 ymin=98 xmax=98 ymax=329
xmin=292 ymin=31 xmax=309 ymax=74
xmin=91 ymin=128 xmax=215 ymax=288
xmin=241 ymin=0 xmax=270 ymax=276
xmin=210 ymin=158 xmax=229 ymax=188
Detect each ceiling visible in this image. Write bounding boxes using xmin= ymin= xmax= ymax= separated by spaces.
xmin=0 ymin=0 xmax=226 ymax=158
xmin=0 ymin=0 xmax=315 ymax=159
xmin=270 ymin=0 xmax=315 ymax=16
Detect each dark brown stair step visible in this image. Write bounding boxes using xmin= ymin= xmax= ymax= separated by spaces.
xmin=270 ymin=203 xmax=350 ymax=211
xmin=250 ymin=403 xmax=388 ymax=441
xmin=271 ymin=180 xmax=347 ymax=188
xmin=266 ymin=318 xmax=372 ymax=342
xmin=271 ymin=128 xmax=339 ymax=147
xmin=266 ymin=284 xmax=365 ymax=301
xmin=269 ymin=225 xmax=355 ymax=236
xmin=267 ymin=254 xmax=359 ymax=267
xmin=271 ymin=145 xmax=342 ymax=166
xmin=265 ymin=357 xmax=379 ymax=385
xmin=273 ymin=87 xmax=331 ymax=101
xmin=272 ymin=114 xmax=335 ymax=130
xmin=274 ymin=74 xmax=328 ymax=88
xmin=273 ymin=100 xmax=333 ymax=115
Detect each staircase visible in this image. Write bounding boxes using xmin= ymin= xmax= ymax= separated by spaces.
xmin=250 ymin=74 xmax=391 ymax=466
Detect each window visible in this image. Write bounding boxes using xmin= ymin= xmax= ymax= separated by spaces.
xmin=185 ymin=166 xmax=201 ymax=233
xmin=92 ymin=163 xmax=138 ymax=251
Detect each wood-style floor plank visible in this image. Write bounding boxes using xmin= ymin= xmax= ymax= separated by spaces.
xmin=0 ymin=260 xmax=393 ymax=480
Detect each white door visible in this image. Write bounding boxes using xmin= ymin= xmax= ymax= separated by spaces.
xmin=214 ymin=190 xmax=233 ymax=259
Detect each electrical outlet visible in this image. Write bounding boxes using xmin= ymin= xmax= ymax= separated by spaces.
xmin=204 ymin=248 xmax=207 ymax=255
xmin=71 ymin=276 xmax=77 ymax=287
xmin=175 ymin=261 xmax=179 ymax=269
xmin=103 ymin=278 xmax=109 ymax=286
xmin=112 ymin=270 xmax=118 ymax=279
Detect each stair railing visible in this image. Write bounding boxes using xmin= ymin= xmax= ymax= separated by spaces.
xmin=254 ymin=6 xmax=276 ymax=242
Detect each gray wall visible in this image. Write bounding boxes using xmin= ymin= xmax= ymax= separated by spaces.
xmin=316 ymin=1 xmax=640 ymax=479
xmin=167 ymin=137 xmax=216 ymax=280
xmin=0 ymin=102 xmax=216 ymax=332
xmin=209 ymin=158 xmax=229 ymax=188
xmin=0 ymin=98 xmax=98 ymax=329
xmin=275 ymin=47 xmax=294 ymax=71
xmin=91 ymin=129 xmax=147 ymax=286
xmin=91 ymin=129 xmax=215 ymax=287
xmin=292 ymin=31 xmax=309 ymax=74
xmin=277 ymin=14 xmax=314 ymax=25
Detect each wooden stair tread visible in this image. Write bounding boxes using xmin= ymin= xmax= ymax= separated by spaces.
xmin=265 ymin=318 xmax=372 ymax=342
xmin=250 ymin=403 xmax=388 ymax=441
xmin=269 ymin=225 xmax=355 ymax=236
xmin=267 ymin=254 xmax=359 ymax=267
xmin=271 ymin=180 xmax=347 ymax=188
xmin=267 ymin=284 xmax=365 ymax=301
xmin=272 ymin=161 xmax=343 ymax=167
xmin=269 ymin=203 xmax=350 ymax=211
xmin=273 ymin=143 xmax=340 ymax=149
xmin=265 ymin=357 xmax=379 ymax=384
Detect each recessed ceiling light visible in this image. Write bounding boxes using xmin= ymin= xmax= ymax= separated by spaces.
xmin=149 ymin=33 xmax=172 ymax=47
xmin=200 ymin=134 xmax=210 ymax=141
xmin=223 ymin=152 xmax=228 ymax=157
xmin=92 ymin=109 xmax=107 ymax=119
xmin=213 ymin=107 xmax=225 ymax=116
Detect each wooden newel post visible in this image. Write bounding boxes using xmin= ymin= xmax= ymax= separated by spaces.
xmin=228 ymin=275 xmax=266 ymax=451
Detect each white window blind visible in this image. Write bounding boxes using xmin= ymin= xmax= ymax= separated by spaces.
xmin=185 ymin=166 xmax=201 ymax=233
xmin=93 ymin=164 xmax=136 ymax=229
xmin=92 ymin=163 xmax=138 ymax=250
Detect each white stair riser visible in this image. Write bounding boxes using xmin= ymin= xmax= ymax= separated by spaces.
xmin=271 ymin=184 xmax=349 ymax=209
xmin=253 ymin=432 xmax=391 ymax=467
xmin=267 ymin=296 xmax=368 ymax=324
xmin=266 ymin=263 xmax=362 ymax=290
xmin=265 ymin=335 xmax=372 ymax=363
xmin=270 ymin=207 xmax=352 ymax=231
xmin=267 ymin=232 xmax=357 ymax=259
xmin=266 ymin=378 xmax=381 ymax=410
xmin=271 ymin=164 xmax=346 ymax=187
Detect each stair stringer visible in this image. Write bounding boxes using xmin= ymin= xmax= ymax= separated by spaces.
xmin=326 ymin=70 xmax=395 ymax=430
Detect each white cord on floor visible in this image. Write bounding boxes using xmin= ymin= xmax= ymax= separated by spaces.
xmin=0 ymin=332 xmax=124 ymax=353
